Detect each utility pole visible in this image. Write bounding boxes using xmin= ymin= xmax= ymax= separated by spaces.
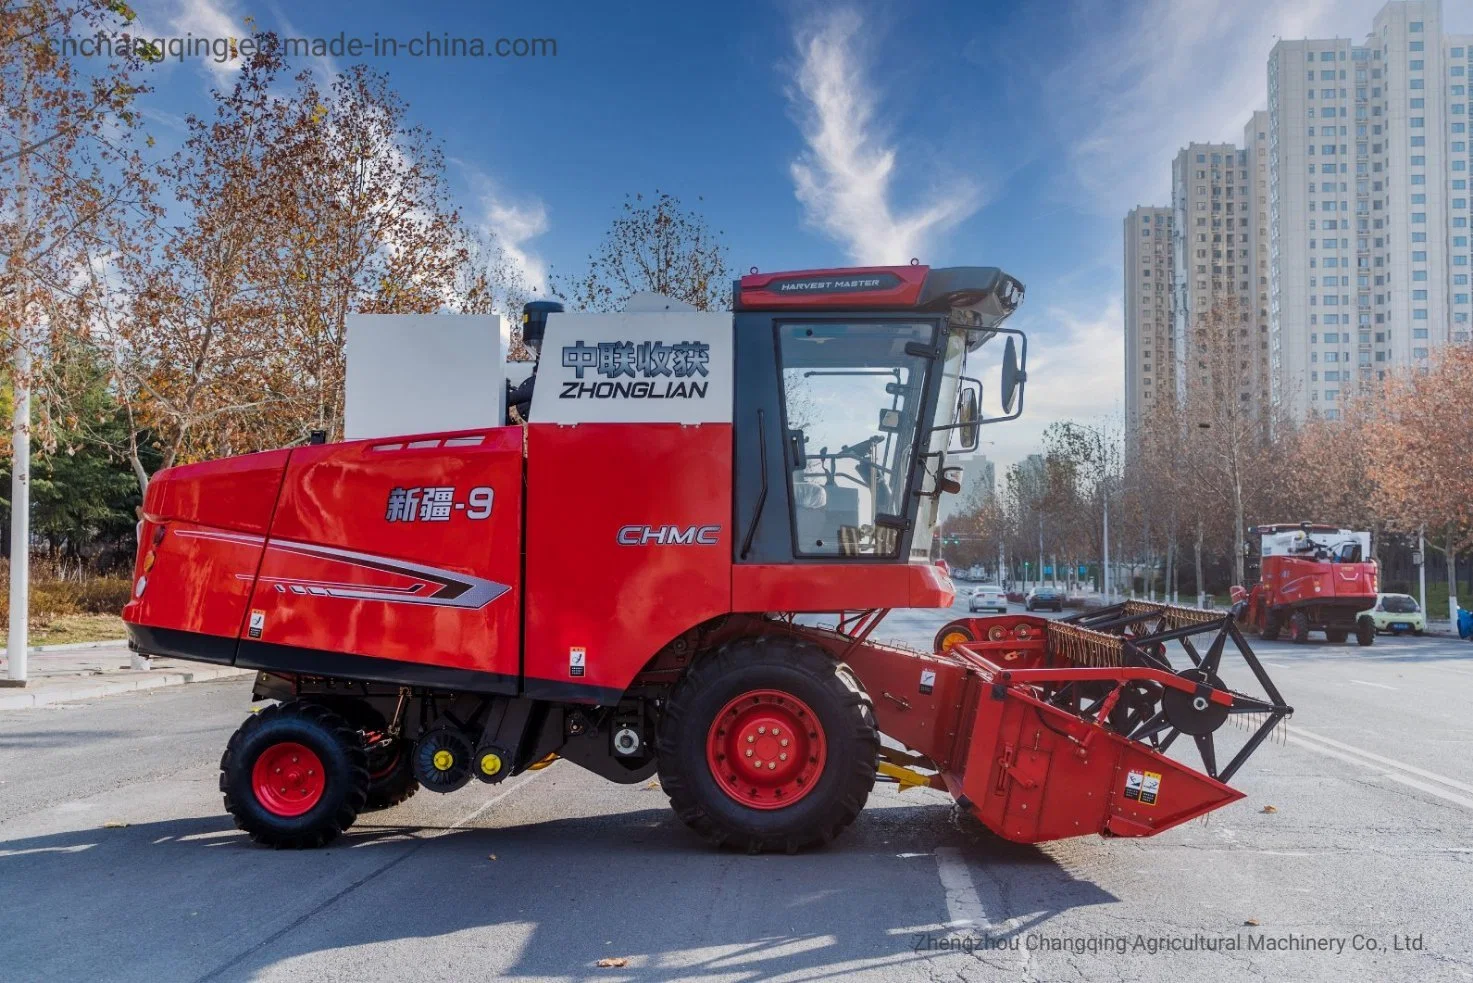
xmin=1413 ymin=525 xmax=1426 ymax=618
xmin=1102 ymin=493 xmax=1111 ymax=600
xmin=1037 ymin=516 xmax=1043 ymax=592
xmin=5 ymin=62 xmax=32 ymax=686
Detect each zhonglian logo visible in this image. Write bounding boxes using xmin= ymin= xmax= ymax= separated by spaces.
xmin=559 ymin=340 xmax=711 ymax=400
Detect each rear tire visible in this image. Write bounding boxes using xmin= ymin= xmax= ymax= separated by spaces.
xmin=364 ymin=740 xmax=419 ymax=811
xmin=1289 ymin=611 xmax=1311 ymax=645
xmin=221 ymin=701 xmax=368 ymax=849
xmin=1260 ymin=614 xmax=1281 ymax=642
xmin=1356 ymin=616 xmax=1376 ymax=647
xmin=657 ymin=634 xmax=878 ymax=853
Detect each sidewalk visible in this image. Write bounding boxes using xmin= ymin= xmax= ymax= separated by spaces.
xmin=0 ymin=641 xmax=253 ymax=710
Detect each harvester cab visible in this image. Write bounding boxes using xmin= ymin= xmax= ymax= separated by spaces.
xmin=124 ymin=262 xmax=1293 ymax=855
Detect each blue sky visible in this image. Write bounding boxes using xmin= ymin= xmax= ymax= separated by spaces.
xmin=121 ymin=0 xmax=1473 ymax=469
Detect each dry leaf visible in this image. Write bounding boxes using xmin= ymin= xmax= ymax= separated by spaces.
xmin=487 ymin=854 xmax=497 ymax=861
xmin=644 ymin=780 xmax=661 ymax=789
xmin=1244 ymin=918 xmax=1261 ymax=927
xmin=596 ymin=957 xmax=628 ymax=968
xmin=1260 ymin=805 xmax=1278 ymax=814
xmin=103 ymin=821 xmax=129 ymax=829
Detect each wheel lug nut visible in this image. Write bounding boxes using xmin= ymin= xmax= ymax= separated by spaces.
xmin=780 ymin=738 xmax=789 ymax=747
xmin=746 ymin=735 xmax=754 ymax=743
xmin=275 ymin=768 xmax=282 ymax=774
xmin=745 ymin=749 xmax=753 ymax=757
xmin=291 ymin=756 xmax=298 ymax=764
xmin=780 ymin=753 xmax=788 ymax=761
xmin=758 ymin=726 xmax=766 ymax=735
xmin=772 ymin=728 xmax=780 ymax=736
xmin=767 ymin=762 xmax=776 ymax=770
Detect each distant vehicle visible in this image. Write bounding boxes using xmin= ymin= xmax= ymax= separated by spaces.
xmin=1359 ymin=593 xmax=1425 ymax=636
xmin=1234 ymin=523 xmax=1378 ymax=645
xmin=969 ymin=585 xmax=1008 ymax=613
xmin=1025 ymin=587 xmax=1064 ymax=612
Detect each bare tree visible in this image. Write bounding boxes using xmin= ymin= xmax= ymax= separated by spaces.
xmin=553 ymin=191 xmax=729 ymax=312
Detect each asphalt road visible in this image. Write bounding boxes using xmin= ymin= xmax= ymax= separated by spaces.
xmin=2 ymin=597 xmax=1471 ymax=983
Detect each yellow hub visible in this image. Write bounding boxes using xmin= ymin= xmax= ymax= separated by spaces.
xmin=939 ymin=630 xmax=969 ymax=653
xmin=432 ymin=749 xmax=455 ymax=771
xmin=479 ymin=752 xmax=503 ymax=777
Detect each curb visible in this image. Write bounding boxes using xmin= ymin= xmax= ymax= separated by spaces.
xmin=0 ymin=638 xmax=130 ymax=657
xmin=0 ymin=665 xmax=254 ymax=710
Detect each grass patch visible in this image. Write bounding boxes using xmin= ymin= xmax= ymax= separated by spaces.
xmin=0 ymin=612 xmax=127 ymax=648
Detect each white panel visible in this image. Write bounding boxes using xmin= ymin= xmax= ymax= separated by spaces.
xmin=531 ymin=312 xmax=733 ymax=424
xmin=344 ymin=314 xmax=503 ymax=440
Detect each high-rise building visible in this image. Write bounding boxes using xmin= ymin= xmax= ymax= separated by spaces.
xmin=1267 ymin=0 xmax=1471 ymax=421
xmin=1123 ymin=206 xmax=1174 ymax=441
xmin=1244 ymin=111 xmax=1275 ymax=405
xmin=1171 ymin=142 xmax=1259 ymax=408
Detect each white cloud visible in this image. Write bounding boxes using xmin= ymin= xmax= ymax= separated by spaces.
xmin=982 ymin=297 xmax=1124 ymax=474
xmin=454 ymin=163 xmax=549 ymax=297
xmin=170 ymin=0 xmax=244 ymax=78
xmin=786 ymin=8 xmax=981 ymax=264
xmin=1043 ymin=0 xmax=1394 ymax=216
xmin=479 ymin=194 xmax=549 ymax=295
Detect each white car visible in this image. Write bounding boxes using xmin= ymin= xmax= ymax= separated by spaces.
xmin=968 ymin=585 xmax=1008 ymax=613
xmin=1359 ymin=593 xmax=1426 ymax=635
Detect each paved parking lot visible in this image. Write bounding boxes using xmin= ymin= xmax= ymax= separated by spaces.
xmin=2 ymin=597 xmax=1471 ymax=982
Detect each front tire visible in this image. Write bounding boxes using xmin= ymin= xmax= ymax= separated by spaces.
xmin=221 ymin=701 xmax=368 ymax=848
xmin=1289 ymin=611 xmax=1311 ymax=645
xmin=1356 ymin=616 xmax=1376 ymax=647
xmin=657 ymin=635 xmax=879 ymax=853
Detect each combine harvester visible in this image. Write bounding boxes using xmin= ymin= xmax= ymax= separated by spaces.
xmin=1233 ymin=523 xmax=1380 ymax=645
xmin=123 ymin=265 xmax=1292 ymax=852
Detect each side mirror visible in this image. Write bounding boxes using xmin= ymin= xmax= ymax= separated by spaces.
xmin=957 ymin=387 xmax=980 ymax=451
xmin=1001 ymin=336 xmax=1024 ymax=414
xmin=938 ymin=465 xmax=963 ymax=495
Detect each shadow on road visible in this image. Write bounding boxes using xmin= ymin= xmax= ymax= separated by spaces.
xmin=0 ymin=803 xmax=1118 ymax=981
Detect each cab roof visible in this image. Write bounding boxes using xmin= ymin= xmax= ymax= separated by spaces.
xmin=734 ymin=265 xmax=1024 ymax=325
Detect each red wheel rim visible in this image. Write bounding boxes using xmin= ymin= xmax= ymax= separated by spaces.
xmin=705 ymin=689 xmax=827 ymax=810
xmin=251 ymin=742 xmax=326 ymax=817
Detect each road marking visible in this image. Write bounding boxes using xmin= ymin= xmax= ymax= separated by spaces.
xmin=933 ymin=847 xmax=987 ymax=933
xmin=933 ymin=847 xmax=1029 ymax=973
xmin=1292 ymin=726 xmax=1473 ymax=796
xmin=1287 ymin=731 xmax=1473 ymax=813
xmin=1349 ymin=678 xmax=1398 ymax=691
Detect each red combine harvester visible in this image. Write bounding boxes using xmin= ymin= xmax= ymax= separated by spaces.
xmin=124 ymin=265 xmax=1292 ymax=852
xmin=1233 ymin=523 xmax=1379 ymax=646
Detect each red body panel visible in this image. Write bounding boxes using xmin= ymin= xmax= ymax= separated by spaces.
xmin=246 ymin=429 xmax=523 ymax=675
xmin=1258 ymin=554 xmax=1378 ymax=607
xmin=124 ymin=449 xmax=292 ymax=638
xmin=123 ymin=521 xmax=266 ymax=639
xmin=732 ymin=561 xmax=954 ymax=611
xmin=145 ymin=449 xmax=291 ymax=534
xmin=523 ymin=423 xmax=732 ymax=697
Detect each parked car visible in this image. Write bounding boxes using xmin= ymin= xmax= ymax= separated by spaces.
xmin=1025 ymin=587 xmax=1064 ymax=612
xmin=1358 ymin=593 xmax=1426 ymax=636
xmin=968 ymin=584 xmax=1008 ymax=613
